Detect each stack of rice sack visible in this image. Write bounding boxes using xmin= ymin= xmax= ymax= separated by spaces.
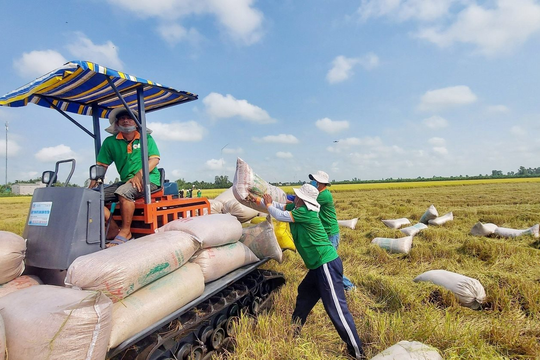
xmin=212 ymin=186 xmax=259 ymax=223
xmin=249 ymin=216 xmax=296 ymax=252
xmin=470 ymin=221 xmax=539 ymax=238
xmin=157 ymin=213 xmax=261 ymax=283
xmin=0 ymin=231 xmax=38 ymax=297
xmin=65 ymin=230 xmax=204 ymax=349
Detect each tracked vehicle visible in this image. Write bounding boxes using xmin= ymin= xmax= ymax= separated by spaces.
xmin=0 ymin=60 xmax=285 ymax=359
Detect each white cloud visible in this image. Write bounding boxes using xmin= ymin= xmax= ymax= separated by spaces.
xmin=418 ymin=85 xmax=477 ymax=112
xmin=222 ymin=147 xmax=243 ymax=154
xmin=432 ymin=146 xmax=448 ymax=155
xmin=510 ymin=126 xmax=526 ymax=136
xmin=66 ymin=32 xmax=123 ymax=70
xmin=13 ymin=50 xmax=67 ymax=78
xmin=0 ymin=139 xmax=21 ymax=156
xmin=315 ymin=117 xmax=350 ymax=133
xmin=205 ymin=158 xmax=225 ymax=170
xmin=203 ymin=92 xmax=276 ymax=123
xmin=428 ymin=137 xmax=446 ymax=146
xmin=423 ymin=115 xmax=448 ymax=129
xmin=326 ymin=53 xmax=379 ymax=84
xmin=35 ymin=145 xmax=77 ymax=162
xmin=157 ymin=23 xmax=202 ymax=45
xmin=487 ymin=105 xmax=510 ymax=113
xmin=276 ymin=151 xmax=293 ymax=159
xmin=415 ymin=0 xmax=540 ymax=56
xmin=148 ymin=121 xmax=206 ymax=141
xmin=108 ymin=0 xmax=265 ymax=45
xmin=252 ymin=134 xmax=299 ymax=144
xmin=358 ymin=0 xmax=456 ymax=22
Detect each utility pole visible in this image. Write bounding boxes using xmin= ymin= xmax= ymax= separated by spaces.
xmin=5 ymin=121 xmax=7 ymax=185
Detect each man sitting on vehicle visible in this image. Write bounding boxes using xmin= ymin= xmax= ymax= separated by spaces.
xmin=88 ymin=107 xmax=161 ymax=246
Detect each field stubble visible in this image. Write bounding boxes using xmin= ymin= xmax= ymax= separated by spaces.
xmin=1 ymin=181 xmax=540 ymax=359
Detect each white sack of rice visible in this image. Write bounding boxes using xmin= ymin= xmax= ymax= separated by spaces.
xmin=0 ymin=285 xmax=112 ymax=360
xmin=0 ymin=231 xmax=26 ymax=285
xmin=209 ymin=199 xmax=224 ymax=214
xmin=0 ymin=275 xmax=42 ymax=299
xmin=192 ymin=242 xmax=260 ymax=283
xmin=214 ymin=186 xmax=236 ymax=203
xmin=337 ymin=218 xmax=358 ymax=230
xmin=428 ymin=212 xmax=454 ymax=226
xmin=109 ymin=262 xmax=205 ymax=349
xmin=371 ymin=236 xmax=413 ymax=254
xmin=232 ymin=157 xmax=287 ymax=214
xmin=400 ymin=223 xmax=428 ymax=237
xmin=413 ymin=270 xmax=486 ymax=309
xmin=419 ymin=205 xmax=438 ymax=224
xmin=382 ymin=218 xmax=411 ymax=229
xmin=156 ymin=213 xmax=242 ymax=248
xmin=470 ymin=222 xmax=498 ymax=236
xmin=493 ymin=224 xmax=539 ymax=238
xmin=371 ymin=340 xmax=442 ymax=360
xmin=223 ymin=198 xmax=259 ymax=223
xmin=240 ymin=215 xmax=283 ymax=263
xmin=0 ymin=314 xmax=5 ymax=360
xmin=66 ymin=231 xmax=200 ymax=302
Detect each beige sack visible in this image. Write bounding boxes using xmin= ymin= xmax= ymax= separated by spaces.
xmin=192 ymin=242 xmax=260 ymax=283
xmin=428 ymin=212 xmax=454 ymax=226
xmin=372 ymin=236 xmax=413 ymax=254
xmin=337 ymin=218 xmax=358 ymax=230
xmin=156 ymin=213 xmax=243 ymax=248
xmin=0 ymin=231 xmax=26 ymax=285
xmin=419 ymin=205 xmax=438 ymax=224
xmin=382 ymin=218 xmax=411 ymax=229
xmin=209 ymin=199 xmax=224 ymax=214
xmin=414 ymin=269 xmax=486 ymax=309
xmin=222 ymin=199 xmax=259 ymax=223
xmin=0 ymin=275 xmax=42 ymax=299
xmin=240 ymin=215 xmax=283 ymax=263
xmin=0 ymin=314 xmax=5 ymax=360
xmin=493 ymin=224 xmax=539 ymax=238
xmin=109 ymin=262 xmax=205 ymax=349
xmin=66 ymin=231 xmax=200 ymax=302
xmin=214 ymin=186 xmax=236 ymax=203
xmin=232 ymin=157 xmax=287 ymax=213
xmin=400 ymin=223 xmax=428 ymax=237
xmin=0 ymin=285 xmax=112 ymax=360
xmin=371 ymin=340 xmax=442 ymax=360
xmin=470 ymin=222 xmax=498 ymax=236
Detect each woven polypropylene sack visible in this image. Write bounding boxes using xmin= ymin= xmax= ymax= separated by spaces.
xmin=0 ymin=314 xmax=5 ymax=360
xmin=337 ymin=218 xmax=358 ymax=230
xmin=494 ymin=224 xmax=539 ymax=238
xmin=0 ymin=231 xmax=26 ymax=284
xmin=222 ymin=198 xmax=259 ymax=223
xmin=414 ymin=269 xmax=486 ymax=309
xmin=419 ymin=205 xmax=438 ymax=224
xmin=382 ymin=218 xmax=411 ymax=229
xmin=0 ymin=275 xmax=42 ymax=299
xmin=156 ymin=213 xmax=243 ymax=248
xmin=240 ymin=216 xmax=283 ymax=263
xmin=192 ymin=242 xmax=259 ymax=283
xmin=209 ymin=199 xmax=224 ymax=214
xmin=232 ymin=157 xmax=287 ymax=213
xmin=66 ymin=231 xmax=200 ymax=302
xmin=109 ymin=262 xmax=205 ymax=348
xmin=400 ymin=223 xmax=428 ymax=237
xmin=470 ymin=222 xmax=498 ymax=236
xmin=371 ymin=236 xmax=413 ymax=254
xmin=371 ymin=340 xmax=442 ymax=360
xmin=0 ymin=285 xmax=112 ymax=360
xmin=428 ymin=212 xmax=454 ymax=226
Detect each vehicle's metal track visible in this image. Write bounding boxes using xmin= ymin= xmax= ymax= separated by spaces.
xmin=108 ymin=268 xmax=285 ymax=360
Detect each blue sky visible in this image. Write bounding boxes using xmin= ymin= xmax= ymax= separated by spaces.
xmin=1 ymin=0 xmax=539 ymax=186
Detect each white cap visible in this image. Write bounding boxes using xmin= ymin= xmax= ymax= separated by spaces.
xmin=293 ymin=184 xmax=320 ymax=212
xmin=309 ymin=170 xmax=330 ymax=185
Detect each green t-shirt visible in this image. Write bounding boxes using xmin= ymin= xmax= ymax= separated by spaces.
xmin=97 ymin=132 xmax=161 ymax=186
xmin=286 ymin=203 xmax=338 ymax=269
xmin=317 ymin=188 xmax=340 ymax=236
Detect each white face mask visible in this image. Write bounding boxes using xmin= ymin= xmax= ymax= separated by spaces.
xmin=117 ymin=124 xmax=137 ymax=133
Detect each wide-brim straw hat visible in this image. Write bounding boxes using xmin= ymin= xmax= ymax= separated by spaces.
xmin=293 ymin=184 xmax=320 ymax=212
xmin=309 ymin=170 xmax=330 ymax=185
xmin=105 ymin=107 xmax=152 ymax=134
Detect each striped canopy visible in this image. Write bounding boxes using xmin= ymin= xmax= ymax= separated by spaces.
xmin=0 ymin=60 xmax=197 ymax=118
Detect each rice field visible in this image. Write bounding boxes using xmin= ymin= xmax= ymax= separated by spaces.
xmin=1 ymin=179 xmax=539 ymax=359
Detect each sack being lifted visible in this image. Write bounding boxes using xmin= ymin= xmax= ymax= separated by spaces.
xmin=232 ymin=157 xmax=287 ymax=213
